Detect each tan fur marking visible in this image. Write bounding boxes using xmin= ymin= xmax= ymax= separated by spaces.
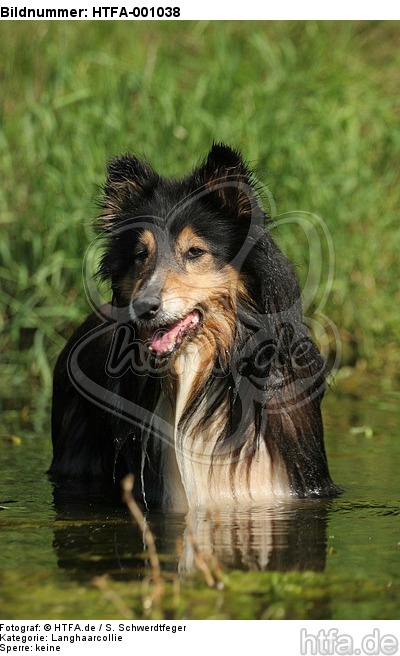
xmin=138 ymin=229 xmax=156 ymax=257
xmin=161 ymin=260 xmax=246 ymax=409
xmin=118 ymin=230 xmax=157 ymax=303
xmin=205 ymin=174 xmax=252 ymax=217
xmin=175 ymin=226 xmax=209 ymax=257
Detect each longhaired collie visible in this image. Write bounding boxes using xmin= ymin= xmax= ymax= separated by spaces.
xmin=50 ymin=144 xmax=339 ymax=508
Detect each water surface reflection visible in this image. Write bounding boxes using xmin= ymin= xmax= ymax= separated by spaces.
xmin=51 ymin=497 xmax=331 ymax=578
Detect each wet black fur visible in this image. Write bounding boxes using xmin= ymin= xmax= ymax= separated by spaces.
xmin=50 ymin=144 xmax=340 ymax=503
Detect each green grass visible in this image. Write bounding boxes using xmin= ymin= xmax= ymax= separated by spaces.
xmin=1 ymin=21 xmax=399 ymax=420
xmin=1 ymin=568 xmax=398 ymax=620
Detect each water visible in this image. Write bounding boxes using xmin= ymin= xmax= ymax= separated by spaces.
xmin=1 ymin=388 xmax=399 ymax=618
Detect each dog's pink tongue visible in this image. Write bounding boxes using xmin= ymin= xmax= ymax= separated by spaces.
xmin=149 ymin=311 xmax=200 ymax=355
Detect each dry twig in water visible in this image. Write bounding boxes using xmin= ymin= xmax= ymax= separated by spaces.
xmin=121 ymin=474 xmax=165 ymax=609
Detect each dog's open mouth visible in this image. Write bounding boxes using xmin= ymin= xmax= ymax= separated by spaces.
xmin=147 ymin=310 xmax=202 ymax=357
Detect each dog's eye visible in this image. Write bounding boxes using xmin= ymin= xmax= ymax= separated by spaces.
xmin=134 ymin=248 xmax=148 ymax=261
xmin=186 ymin=247 xmax=206 ymax=260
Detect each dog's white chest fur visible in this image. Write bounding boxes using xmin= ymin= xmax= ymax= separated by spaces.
xmin=153 ymin=344 xmax=291 ymax=508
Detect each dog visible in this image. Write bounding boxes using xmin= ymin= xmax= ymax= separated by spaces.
xmin=50 ymin=143 xmax=339 ymax=508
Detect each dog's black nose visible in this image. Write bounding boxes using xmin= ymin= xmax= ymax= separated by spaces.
xmin=131 ymin=297 xmax=161 ymax=321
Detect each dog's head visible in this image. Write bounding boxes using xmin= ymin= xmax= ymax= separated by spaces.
xmin=98 ymin=144 xmax=267 ymax=362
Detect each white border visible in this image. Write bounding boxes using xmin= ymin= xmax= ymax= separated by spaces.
xmin=0 ymin=1 xmax=399 ymax=20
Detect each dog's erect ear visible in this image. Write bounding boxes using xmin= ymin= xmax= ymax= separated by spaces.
xmin=99 ymin=154 xmax=158 ymax=229
xmin=196 ymin=143 xmax=260 ymax=218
